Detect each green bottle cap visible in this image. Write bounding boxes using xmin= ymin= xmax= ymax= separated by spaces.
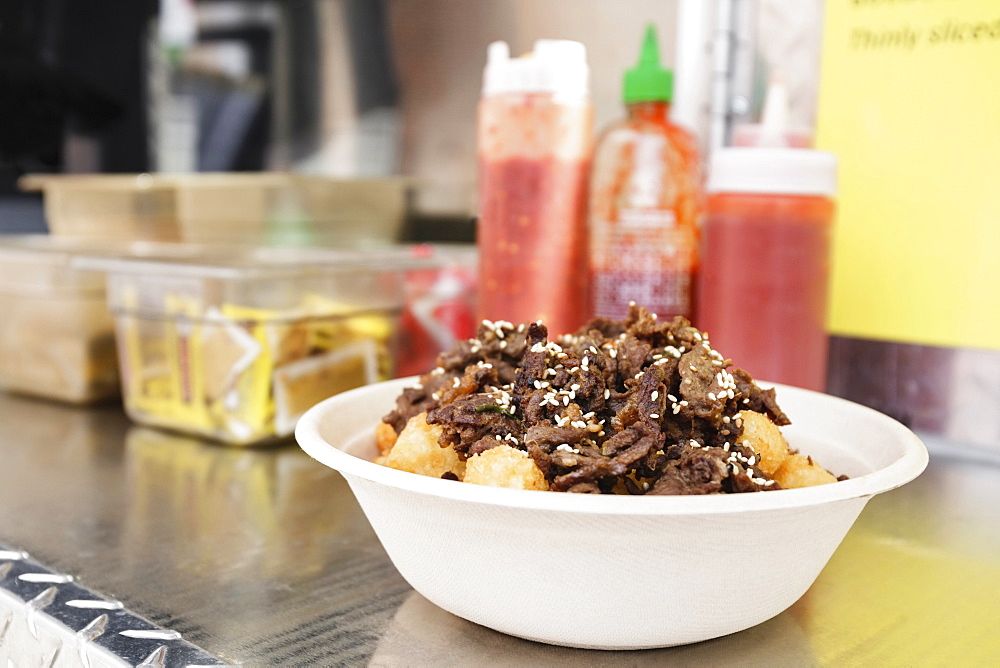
xmin=623 ymin=24 xmax=673 ymax=104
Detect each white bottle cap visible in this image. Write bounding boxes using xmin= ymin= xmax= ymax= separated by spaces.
xmin=707 ymin=148 xmax=838 ymax=197
xmin=482 ymin=39 xmax=590 ymax=99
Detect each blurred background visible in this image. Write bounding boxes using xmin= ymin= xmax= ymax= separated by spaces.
xmin=1 ymin=0 xmax=811 ymax=236
xmin=0 ymin=0 xmax=997 ymax=450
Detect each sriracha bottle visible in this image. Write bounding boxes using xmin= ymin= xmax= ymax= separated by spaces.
xmin=588 ymin=25 xmax=703 ymax=322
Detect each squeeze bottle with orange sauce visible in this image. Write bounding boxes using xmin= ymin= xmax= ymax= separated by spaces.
xmin=477 ymin=40 xmax=593 ymax=335
xmin=697 ymin=149 xmax=837 ymax=391
xmin=588 ymin=25 xmax=702 ymax=321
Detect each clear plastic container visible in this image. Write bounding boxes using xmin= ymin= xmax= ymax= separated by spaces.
xmin=171 ymin=173 xmax=409 ymax=246
xmin=19 ymin=174 xmax=181 ymax=241
xmin=20 ymin=173 xmax=409 ymax=247
xmin=697 ymin=148 xmax=837 ymax=391
xmin=82 ymin=246 xmax=420 ymax=445
xmin=0 ymin=236 xmax=120 ymax=403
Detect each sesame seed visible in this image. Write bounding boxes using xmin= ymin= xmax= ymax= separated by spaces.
xmin=667 ymin=394 xmax=677 ymax=402
xmin=651 ymin=391 xmax=659 ymax=401
xmin=604 ymin=389 xmax=610 ymax=399
xmin=708 ymin=392 xmax=716 ymax=401
xmin=649 ymin=413 xmax=660 ymax=419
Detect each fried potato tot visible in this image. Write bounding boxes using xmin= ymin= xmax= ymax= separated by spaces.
xmin=464 ymin=445 xmax=549 ymax=491
xmin=383 ymin=412 xmax=466 ymax=480
xmin=375 ymin=421 xmax=398 ymax=455
xmin=772 ymin=453 xmax=838 ymax=488
xmin=738 ymin=410 xmax=789 ymax=475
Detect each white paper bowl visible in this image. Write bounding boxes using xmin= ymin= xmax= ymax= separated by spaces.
xmin=296 ymin=377 xmax=928 ymax=649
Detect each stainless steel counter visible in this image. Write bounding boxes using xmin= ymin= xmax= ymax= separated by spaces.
xmin=1 ymin=391 xmax=998 ymax=666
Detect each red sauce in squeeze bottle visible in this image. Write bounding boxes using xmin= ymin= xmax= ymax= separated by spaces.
xmin=697 ymin=148 xmax=838 ymax=391
xmin=477 ymin=40 xmax=593 ymax=335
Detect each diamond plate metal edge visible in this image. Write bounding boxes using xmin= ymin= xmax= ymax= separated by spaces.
xmin=0 ymin=544 xmax=234 ymax=667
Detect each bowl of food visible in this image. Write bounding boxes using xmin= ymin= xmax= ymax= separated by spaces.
xmin=296 ymin=306 xmax=927 ymax=649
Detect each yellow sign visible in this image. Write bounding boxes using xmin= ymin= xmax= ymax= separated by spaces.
xmin=816 ymin=0 xmax=1000 ymax=350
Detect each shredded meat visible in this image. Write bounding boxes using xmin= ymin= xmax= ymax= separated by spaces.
xmin=382 ymin=305 xmax=787 ymax=495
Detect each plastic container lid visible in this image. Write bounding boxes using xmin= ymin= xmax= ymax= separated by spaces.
xmin=707 ymin=148 xmax=838 ymax=196
xmin=623 ymin=25 xmax=673 ymax=104
xmin=482 ymin=39 xmax=589 ymax=99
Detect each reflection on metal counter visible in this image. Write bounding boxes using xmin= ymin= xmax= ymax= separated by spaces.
xmin=0 ymin=391 xmax=997 ymax=664
xmin=124 ymin=426 xmax=349 ymax=580
xmin=370 ymin=591 xmax=817 ymax=666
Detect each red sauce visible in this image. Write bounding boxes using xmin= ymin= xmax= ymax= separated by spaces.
xmin=588 ymin=101 xmax=702 ymax=322
xmin=477 ymin=157 xmax=590 ymax=336
xmin=697 ymin=192 xmax=834 ymax=391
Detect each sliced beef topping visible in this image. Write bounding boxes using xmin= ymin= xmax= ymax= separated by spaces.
xmin=386 ymin=304 xmax=787 ymax=495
